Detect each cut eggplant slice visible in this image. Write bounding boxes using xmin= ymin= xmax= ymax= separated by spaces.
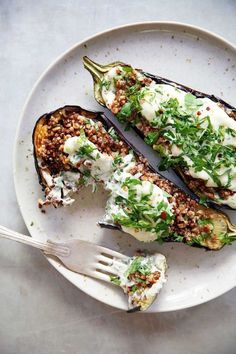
xmin=83 ymin=56 xmax=236 ymax=209
xmin=33 ymin=105 xmax=236 ymax=250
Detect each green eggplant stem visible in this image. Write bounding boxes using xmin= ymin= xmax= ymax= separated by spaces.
xmin=83 ymin=56 xmax=105 ymax=82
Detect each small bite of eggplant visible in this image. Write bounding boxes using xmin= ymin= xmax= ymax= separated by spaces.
xmin=83 ymin=56 xmax=236 ymax=210
xmin=33 ymin=105 xmax=236 ymax=250
xmin=110 ymin=251 xmax=167 ymax=312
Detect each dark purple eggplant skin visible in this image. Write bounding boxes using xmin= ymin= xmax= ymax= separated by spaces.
xmin=32 ymin=112 xmax=47 ymax=188
xmin=98 ymin=221 xmax=121 ymax=231
xmin=127 ymin=306 xmax=141 ymax=313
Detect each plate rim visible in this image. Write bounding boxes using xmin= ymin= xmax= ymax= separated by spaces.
xmin=13 ymin=21 xmax=236 ymax=313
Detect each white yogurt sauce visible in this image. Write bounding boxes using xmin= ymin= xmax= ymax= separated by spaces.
xmin=64 ymin=136 xmax=114 ymax=182
xmin=101 ymin=67 xmax=118 ymax=107
xmin=140 ymin=83 xmax=186 ymax=122
xmin=42 ymin=170 xmax=81 ymax=206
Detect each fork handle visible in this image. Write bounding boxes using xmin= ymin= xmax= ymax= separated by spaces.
xmin=0 ymin=225 xmax=69 ymax=257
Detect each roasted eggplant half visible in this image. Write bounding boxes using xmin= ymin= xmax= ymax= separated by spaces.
xmin=110 ymin=251 xmax=167 ymax=312
xmin=33 ymin=105 xmax=236 ymax=250
xmin=33 ymin=106 xmax=96 ymax=207
xmin=83 ymin=56 xmax=236 ymax=209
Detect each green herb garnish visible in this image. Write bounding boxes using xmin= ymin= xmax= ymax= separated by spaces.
xmin=184 ymin=93 xmax=203 ymax=112
xmin=76 ymin=144 xmax=96 ymax=160
xmin=108 ymin=127 xmax=119 ymax=141
xmin=117 ymin=102 xmax=132 ymax=121
xmin=172 ymin=233 xmax=185 ymax=242
xmin=144 ymin=132 xmax=159 ymax=146
xmin=125 ymin=256 xmax=152 ymax=277
xmin=122 ymin=65 xmax=133 ymax=74
xmin=110 ymin=275 xmax=121 ymax=286
xmin=100 ymin=80 xmax=111 ymax=90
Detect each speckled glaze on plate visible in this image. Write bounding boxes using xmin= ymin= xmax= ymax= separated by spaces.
xmin=14 ymin=22 xmax=236 ymax=312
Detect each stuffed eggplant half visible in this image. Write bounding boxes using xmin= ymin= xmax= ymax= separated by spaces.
xmin=83 ymin=57 xmax=236 ymax=209
xmin=33 ymin=105 xmax=236 ymax=250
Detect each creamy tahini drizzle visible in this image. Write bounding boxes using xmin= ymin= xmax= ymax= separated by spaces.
xmin=63 ymin=131 xmax=173 ymax=242
xmin=101 ymin=66 xmax=236 ymax=207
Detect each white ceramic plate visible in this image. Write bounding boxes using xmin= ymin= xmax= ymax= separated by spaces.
xmin=14 ymin=22 xmax=236 ymax=312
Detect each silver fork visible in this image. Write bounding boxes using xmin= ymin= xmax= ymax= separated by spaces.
xmin=0 ymin=225 xmax=129 ymax=283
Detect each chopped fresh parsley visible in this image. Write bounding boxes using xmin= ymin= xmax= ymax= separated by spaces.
xmin=184 ymin=93 xmax=203 ymax=112
xmin=110 ymin=275 xmax=121 ymax=286
xmin=198 ymin=196 xmax=208 ymax=207
xmin=78 ymin=169 xmax=92 ymax=186
xmin=108 ymin=127 xmax=119 ymax=141
xmin=122 ymin=177 xmax=142 ymax=187
xmin=117 ymin=83 xmax=143 ymax=123
xmin=172 ymin=233 xmax=185 ymax=242
xmin=197 ymin=218 xmax=213 ymax=227
xmin=122 ymin=65 xmax=133 ymax=74
xmin=149 ymin=98 xmax=236 ymax=187
xmin=187 ymin=233 xmax=210 ymax=246
xmin=100 ymin=79 xmax=111 ymax=90
xmin=112 ymin=175 xmax=173 ymax=240
xmin=113 ymin=154 xmax=122 ymax=166
xmin=226 ymin=127 xmax=236 ymax=137
xmin=116 ymin=102 xmax=132 ymax=121
xmin=131 ymin=285 xmax=139 ymax=293
xmin=218 ymin=233 xmax=235 ymax=245
xmin=125 ymin=256 xmax=152 ymax=277
xmin=76 ymin=144 xmax=96 ymax=160
xmin=144 ymin=131 xmax=159 ymax=146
